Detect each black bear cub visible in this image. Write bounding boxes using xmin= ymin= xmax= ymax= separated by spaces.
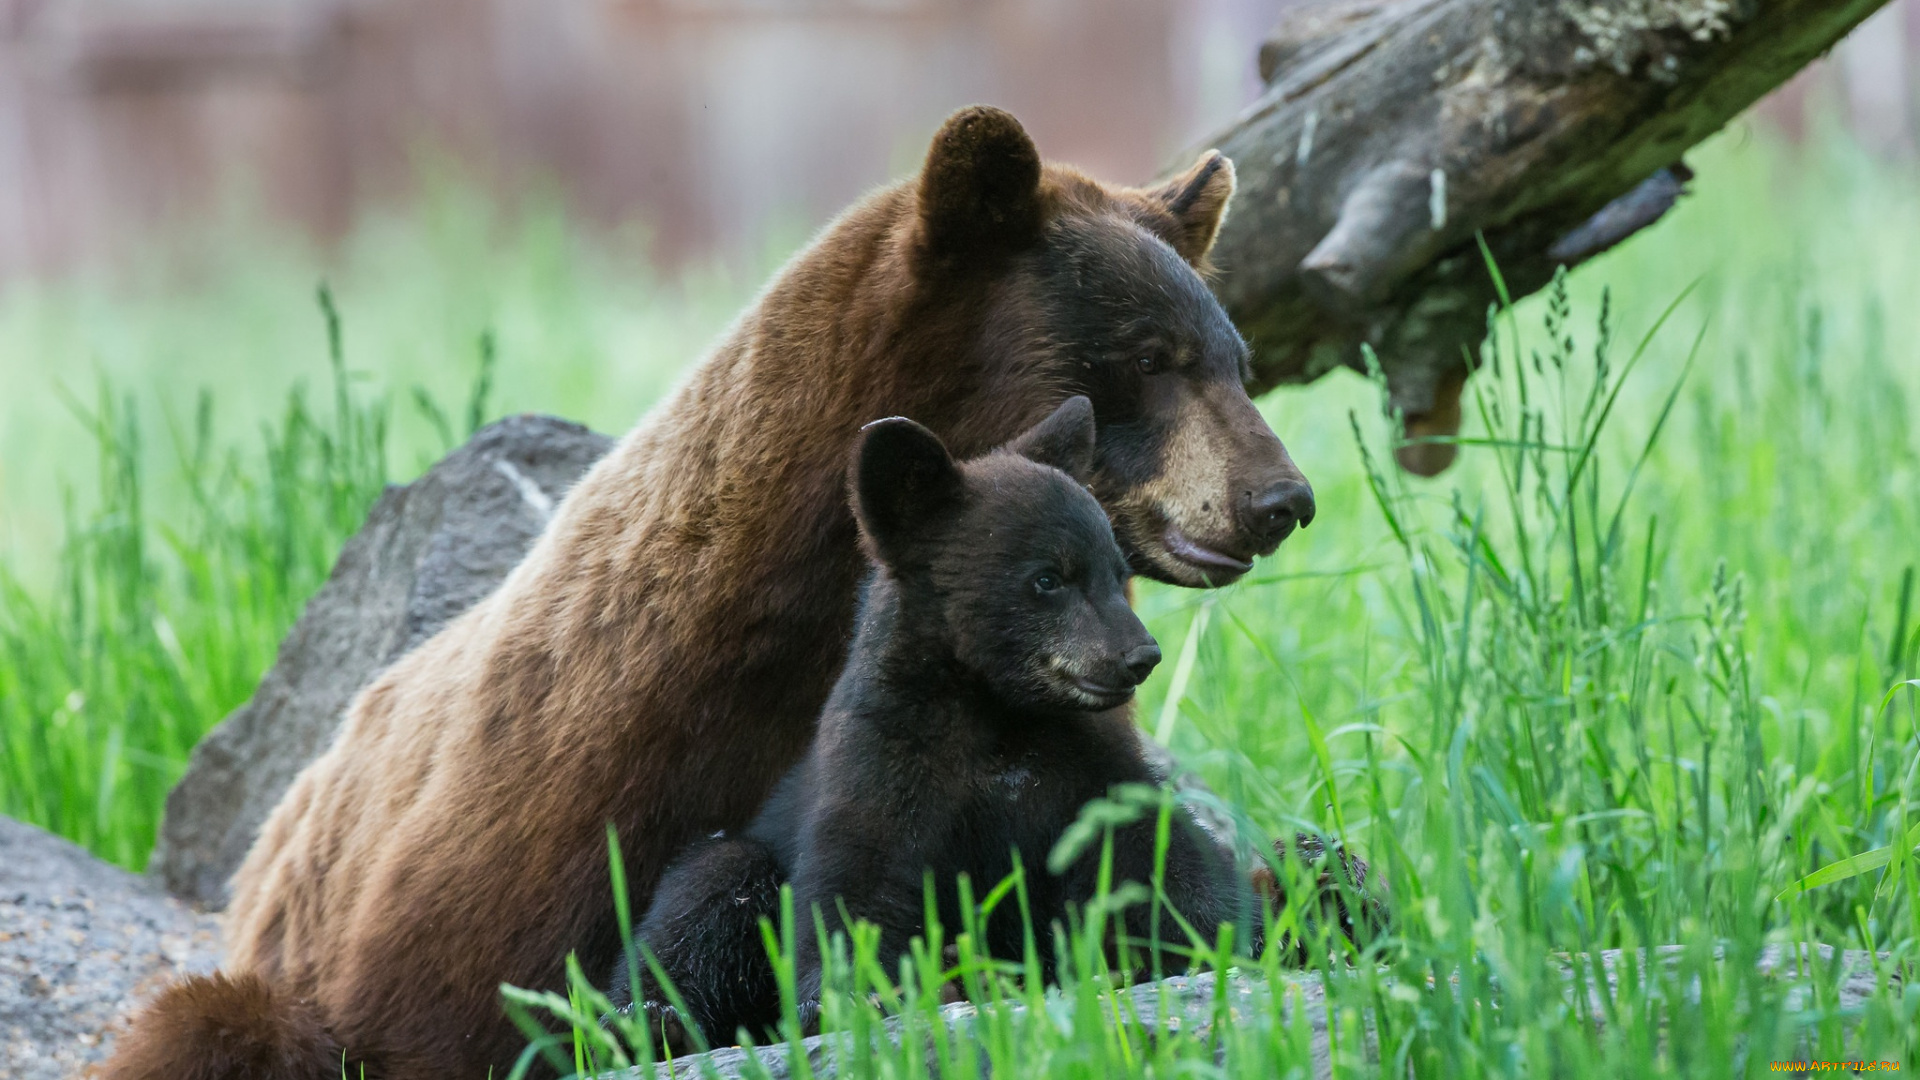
xmin=611 ymin=396 xmax=1255 ymax=1046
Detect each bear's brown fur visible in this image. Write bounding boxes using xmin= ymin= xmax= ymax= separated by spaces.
xmin=104 ymin=106 xmax=1314 ymax=1080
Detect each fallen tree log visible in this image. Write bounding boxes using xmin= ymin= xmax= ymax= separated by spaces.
xmin=609 ymin=945 xmax=1895 ymax=1079
xmin=1200 ymin=0 xmax=1891 ymax=473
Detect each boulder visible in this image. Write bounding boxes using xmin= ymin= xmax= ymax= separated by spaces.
xmin=0 ymin=815 xmax=220 ymax=1080
xmin=147 ymin=414 xmax=616 ymax=906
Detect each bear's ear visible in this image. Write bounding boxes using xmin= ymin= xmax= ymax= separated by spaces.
xmin=1006 ymin=395 xmax=1097 ymax=483
xmin=1142 ymin=151 xmax=1235 ymax=266
xmin=915 ymin=106 xmax=1044 ymax=263
xmin=853 ymin=416 xmax=965 ymax=562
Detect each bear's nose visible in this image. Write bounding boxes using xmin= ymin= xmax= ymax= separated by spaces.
xmin=1124 ymin=643 xmax=1163 ymax=685
xmin=1242 ymin=479 xmax=1316 ymax=546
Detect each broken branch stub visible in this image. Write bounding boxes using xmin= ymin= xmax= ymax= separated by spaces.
xmin=1193 ymin=0 xmax=1890 ymax=474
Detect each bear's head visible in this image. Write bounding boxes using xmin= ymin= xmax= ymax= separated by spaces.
xmin=908 ymin=106 xmax=1312 ymax=589
xmin=853 ymin=396 xmax=1161 ymax=714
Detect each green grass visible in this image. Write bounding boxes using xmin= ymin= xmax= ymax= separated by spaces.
xmin=2 ymin=129 xmax=1918 ymax=1074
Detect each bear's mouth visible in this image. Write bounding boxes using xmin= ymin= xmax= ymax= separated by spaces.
xmin=1160 ymin=525 xmax=1254 ymax=580
xmin=1065 ymin=675 xmax=1136 ymax=709
xmin=1107 ymin=503 xmax=1261 ymax=589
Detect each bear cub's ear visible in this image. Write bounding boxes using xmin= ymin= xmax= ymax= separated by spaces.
xmin=853 ymin=416 xmax=965 ymax=562
xmin=1006 ymin=395 xmax=1097 ymax=483
xmin=1143 ymin=151 xmax=1236 ymax=266
xmin=915 ymin=106 xmax=1044 ymax=264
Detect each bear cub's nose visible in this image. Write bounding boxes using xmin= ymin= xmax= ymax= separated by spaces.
xmin=1123 ymin=643 xmax=1163 ymax=686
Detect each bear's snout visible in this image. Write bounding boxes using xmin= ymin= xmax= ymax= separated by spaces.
xmin=1239 ymin=477 xmax=1316 ymax=549
xmin=1123 ymin=642 xmax=1162 ymax=686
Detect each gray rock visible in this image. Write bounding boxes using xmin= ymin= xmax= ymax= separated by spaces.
xmin=148 ymin=414 xmax=615 ymax=906
xmin=0 ymin=816 xmax=221 ymax=1080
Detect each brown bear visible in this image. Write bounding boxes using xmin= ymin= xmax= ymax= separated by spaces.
xmin=103 ymin=106 xmax=1315 ymax=1080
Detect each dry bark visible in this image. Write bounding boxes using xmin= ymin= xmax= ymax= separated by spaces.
xmin=1199 ymin=0 xmax=1890 ymax=473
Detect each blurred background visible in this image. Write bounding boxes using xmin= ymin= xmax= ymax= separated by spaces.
xmin=0 ymin=0 xmax=1287 ymax=280
xmin=0 ymin=0 xmax=1916 ymax=285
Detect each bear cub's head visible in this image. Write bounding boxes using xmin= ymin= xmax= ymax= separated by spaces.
xmin=852 ymin=396 xmax=1161 ymax=713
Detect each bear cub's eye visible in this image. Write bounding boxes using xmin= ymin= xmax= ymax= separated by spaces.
xmin=1032 ymin=572 xmax=1063 ymax=595
xmin=1136 ymin=354 xmax=1160 ymax=375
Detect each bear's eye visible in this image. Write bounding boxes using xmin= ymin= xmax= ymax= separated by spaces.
xmin=1033 ymin=572 xmax=1062 ymax=595
xmin=1136 ymin=354 xmax=1160 ymax=375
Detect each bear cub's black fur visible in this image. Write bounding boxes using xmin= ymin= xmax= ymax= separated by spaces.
xmin=610 ymin=396 xmax=1255 ymax=1046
